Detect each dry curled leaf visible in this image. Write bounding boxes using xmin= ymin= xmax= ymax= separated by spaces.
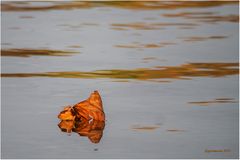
xmin=58 ymin=91 xmax=105 ymax=121
xmin=57 ymin=106 xmax=75 ymax=121
xmin=57 ymin=91 xmax=105 ymax=143
xmin=73 ymin=91 xmax=105 ymax=121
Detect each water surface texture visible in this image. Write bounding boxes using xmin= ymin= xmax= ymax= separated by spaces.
xmin=1 ymin=1 xmax=239 ymax=159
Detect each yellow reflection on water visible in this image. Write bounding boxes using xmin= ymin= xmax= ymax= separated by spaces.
xmin=111 ymin=22 xmax=197 ymax=30
xmin=2 ymin=1 xmax=237 ymax=12
xmin=1 ymin=62 xmax=238 ymax=82
xmin=132 ymin=125 xmax=160 ymax=131
xmin=180 ymin=35 xmax=227 ymax=42
xmin=163 ymin=12 xmax=239 ymax=23
xmin=1 ymin=49 xmax=78 ymax=57
xmin=189 ymin=98 xmax=238 ymax=106
xmin=115 ymin=42 xmax=176 ymax=49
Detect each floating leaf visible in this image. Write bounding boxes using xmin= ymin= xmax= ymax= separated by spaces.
xmin=58 ymin=106 xmax=75 ymax=121
xmin=57 ymin=91 xmax=105 ymax=143
xmin=73 ymin=91 xmax=105 ymax=122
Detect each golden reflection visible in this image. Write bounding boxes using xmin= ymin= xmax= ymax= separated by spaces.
xmin=142 ymin=57 xmax=167 ymax=64
xmin=2 ymin=2 xmax=93 ymax=11
xmin=2 ymin=1 xmax=237 ymax=12
xmin=132 ymin=125 xmax=160 ymax=131
xmin=162 ymin=12 xmax=239 ymax=23
xmin=111 ymin=22 xmax=197 ymax=30
xmin=2 ymin=62 xmax=238 ymax=82
xmin=189 ymin=15 xmax=239 ymax=23
xmin=1 ymin=49 xmax=77 ymax=57
xmin=68 ymin=45 xmax=82 ymax=48
xmin=103 ymin=1 xmax=237 ymax=10
xmin=115 ymin=42 xmax=176 ymax=49
xmin=189 ymin=98 xmax=238 ymax=106
xmin=58 ymin=91 xmax=105 ymax=143
xmin=163 ymin=12 xmax=216 ymax=17
xmin=180 ymin=35 xmax=227 ymax=42
xmin=163 ymin=12 xmax=239 ymax=23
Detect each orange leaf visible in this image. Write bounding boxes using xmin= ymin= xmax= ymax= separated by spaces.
xmin=57 ymin=91 xmax=106 ymax=143
xmin=73 ymin=91 xmax=105 ymax=121
xmin=58 ymin=106 xmax=75 ymax=121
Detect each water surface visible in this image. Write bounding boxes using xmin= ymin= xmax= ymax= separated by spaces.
xmin=1 ymin=1 xmax=239 ymax=159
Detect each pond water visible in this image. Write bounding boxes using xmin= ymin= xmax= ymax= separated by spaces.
xmin=1 ymin=1 xmax=239 ymax=159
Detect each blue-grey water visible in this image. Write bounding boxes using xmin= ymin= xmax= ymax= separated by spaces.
xmin=1 ymin=1 xmax=239 ymax=159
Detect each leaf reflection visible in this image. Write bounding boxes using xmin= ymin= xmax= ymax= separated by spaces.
xmin=58 ymin=119 xmax=105 ymax=143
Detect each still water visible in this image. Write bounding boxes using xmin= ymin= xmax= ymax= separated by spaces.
xmin=1 ymin=1 xmax=239 ymax=159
